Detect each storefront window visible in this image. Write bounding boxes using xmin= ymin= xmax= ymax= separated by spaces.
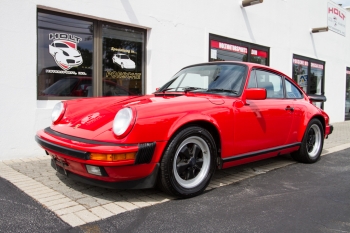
xmin=345 ymin=68 xmax=350 ymax=121
xmin=310 ymin=63 xmax=324 ymax=95
xmin=37 ymin=12 xmax=93 ymax=99
xmin=250 ymin=49 xmax=267 ymax=65
xmin=210 ymin=40 xmax=248 ymax=62
xmin=209 ymin=34 xmax=269 ymax=66
xmin=292 ymin=55 xmax=325 ymax=109
xmin=102 ymin=24 xmax=144 ymax=96
xmin=292 ymin=58 xmax=308 ymax=93
xmin=37 ymin=10 xmax=146 ymax=100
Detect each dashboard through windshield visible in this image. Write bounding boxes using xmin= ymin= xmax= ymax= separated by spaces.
xmin=157 ymin=64 xmax=247 ymax=96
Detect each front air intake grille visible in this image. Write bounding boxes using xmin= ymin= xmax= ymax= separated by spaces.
xmin=135 ymin=142 xmax=156 ymax=164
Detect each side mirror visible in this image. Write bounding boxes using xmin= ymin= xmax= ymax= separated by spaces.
xmin=245 ymin=88 xmax=266 ymax=100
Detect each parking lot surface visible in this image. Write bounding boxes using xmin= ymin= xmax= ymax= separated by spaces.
xmin=0 ymin=121 xmax=349 ymax=227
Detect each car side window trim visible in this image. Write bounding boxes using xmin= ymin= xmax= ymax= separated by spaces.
xmin=284 ymin=77 xmax=304 ymax=99
xmin=254 ymin=68 xmax=285 ymax=99
xmin=247 ymin=69 xmax=257 ymax=88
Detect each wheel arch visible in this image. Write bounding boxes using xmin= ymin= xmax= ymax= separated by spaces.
xmin=162 ymin=120 xmax=222 ymax=162
xmin=299 ymin=114 xmax=326 ymax=142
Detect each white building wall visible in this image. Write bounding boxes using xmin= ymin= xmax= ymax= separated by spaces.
xmin=0 ymin=0 xmax=349 ymax=160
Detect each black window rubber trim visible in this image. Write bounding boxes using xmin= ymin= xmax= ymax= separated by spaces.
xmin=35 ymin=135 xmax=90 ymax=160
xmin=44 ymin=127 xmax=137 ymax=146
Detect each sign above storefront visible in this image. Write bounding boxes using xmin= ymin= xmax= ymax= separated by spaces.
xmin=210 ymin=40 xmax=247 ymax=54
xmin=293 ymin=58 xmax=308 ymax=66
xmin=327 ymin=1 xmax=346 ymax=36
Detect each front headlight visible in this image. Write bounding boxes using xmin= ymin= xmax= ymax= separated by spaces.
xmin=52 ymin=102 xmax=65 ymax=124
xmin=113 ymin=108 xmax=134 ymax=136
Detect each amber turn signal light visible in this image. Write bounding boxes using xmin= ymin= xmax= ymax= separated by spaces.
xmin=90 ymin=152 xmax=136 ymax=161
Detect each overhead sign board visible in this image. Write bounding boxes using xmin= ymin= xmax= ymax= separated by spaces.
xmin=327 ymin=1 xmax=346 ymax=36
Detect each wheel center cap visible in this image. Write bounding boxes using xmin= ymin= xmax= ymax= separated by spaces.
xmin=189 ymin=157 xmax=196 ymax=167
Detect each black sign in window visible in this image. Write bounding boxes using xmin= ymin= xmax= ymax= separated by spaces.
xmin=37 ymin=10 xmax=146 ymax=100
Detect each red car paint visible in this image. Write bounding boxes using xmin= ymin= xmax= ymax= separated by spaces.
xmin=36 ymin=62 xmax=332 ymax=196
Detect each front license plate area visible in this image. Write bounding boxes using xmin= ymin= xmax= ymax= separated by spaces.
xmin=51 ymin=158 xmax=68 ymax=176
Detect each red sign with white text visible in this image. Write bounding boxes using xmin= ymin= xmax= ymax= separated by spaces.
xmin=211 ymin=40 xmax=247 ymax=54
xmin=251 ymin=49 xmax=267 ymax=58
xmin=293 ymin=59 xmax=308 ymax=66
xmin=311 ymin=63 xmax=324 ymax=70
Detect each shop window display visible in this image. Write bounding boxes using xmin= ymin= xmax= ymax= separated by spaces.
xmin=292 ymin=55 xmax=325 ymax=109
xmin=102 ymin=24 xmax=145 ymax=96
xmin=37 ymin=10 xmax=145 ymax=99
xmin=37 ymin=12 xmax=93 ymax=99
xmin=209 ymin=34 xmax=269 ymax=66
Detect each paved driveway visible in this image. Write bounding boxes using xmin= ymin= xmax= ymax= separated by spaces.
xmin=0 ymin=121 xmax=349 ymax=227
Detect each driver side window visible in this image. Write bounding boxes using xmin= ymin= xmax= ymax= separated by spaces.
xmin=256 ymin=70 xmax=284 ymax=99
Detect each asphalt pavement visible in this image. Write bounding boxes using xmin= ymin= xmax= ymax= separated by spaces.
xmin=0 ymin=121 xmax=350 ymax=232
xmin=0 ymin=177 xmax=70 ymax=232
xmin=75 ymin=148 xmax=350 ymax=233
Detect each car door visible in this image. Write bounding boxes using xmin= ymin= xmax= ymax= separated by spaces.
xmin=233 ymin=69 xmax=295 ymax=155
xmin=284 ymin=77 xmax=307 ymax=143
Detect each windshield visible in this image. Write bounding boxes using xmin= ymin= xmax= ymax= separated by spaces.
xmin=157 ymin=64 xmax=247 ymax=95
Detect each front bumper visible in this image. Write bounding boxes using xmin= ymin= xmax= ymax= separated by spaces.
xmin=51 ymin=158 xmax=160 ymax=189
xmin=35 ymin=128 xmax=165 ymax=189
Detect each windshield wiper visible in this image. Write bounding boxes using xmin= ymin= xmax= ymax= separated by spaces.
xmin=159 ymin=86 xmax=207 ymax=93
xmin=182 ymin=86 xmax=207 ymax=92
xmin=207 ymin=88 xmax=238 ymax=94
xmin=158 ymin=87 xmax=176 ymax=93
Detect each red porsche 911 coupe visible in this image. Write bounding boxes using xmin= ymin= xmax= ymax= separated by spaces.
xmin=35 ymin=62 xmax=333 ymax=197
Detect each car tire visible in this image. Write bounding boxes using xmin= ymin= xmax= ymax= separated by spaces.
xmin=158 ymin=126 xmax=217 ymax=198
xmin=291 ymin=119 xmax=324 ymax=163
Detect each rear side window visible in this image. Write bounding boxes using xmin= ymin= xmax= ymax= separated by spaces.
xmin=285 ymin=78 xmax=303 ymax=99
xmin=255 ymin=70 xmax=284 ymax=99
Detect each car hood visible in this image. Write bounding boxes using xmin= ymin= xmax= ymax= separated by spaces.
xmin=50 ymin=94 xmax=227 ymax=141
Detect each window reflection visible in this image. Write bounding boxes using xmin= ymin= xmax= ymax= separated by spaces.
xmin=102 ymin=24 xmax=144 ymax=96
xmin=37 ymin=12 xmax=93 ymax=99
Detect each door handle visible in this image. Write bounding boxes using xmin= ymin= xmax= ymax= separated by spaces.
xmin=285 ymin=106 xmax=294 ymax=112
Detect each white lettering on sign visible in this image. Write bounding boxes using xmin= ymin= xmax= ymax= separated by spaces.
xmin=293 ymin=59 xmax=308 ymax=66
xmin=311 ymin=63 xmax=324 ymax=70
xmin=49 ymin=33 xmax=82 ymax=43
xmin=218 ymin=42 xmax=247 ymax=54
xmin=251 ymin=49 xmax=257 ymax=55
xmin=45 ymin=70 xmax=88 ymax=75
xmin=346 ymin=70 xmax=350 ymax=75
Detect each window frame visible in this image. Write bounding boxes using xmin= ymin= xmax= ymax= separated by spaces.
xmin=37 ymin=9 xmax=147 ymax=100
xmin=292 ymin=54 xmax=325 ymax=108
xmin=209 ymin=34 xmax=270 ymax=66
xmin=248 ymin=68 xmax=286 ymax=99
